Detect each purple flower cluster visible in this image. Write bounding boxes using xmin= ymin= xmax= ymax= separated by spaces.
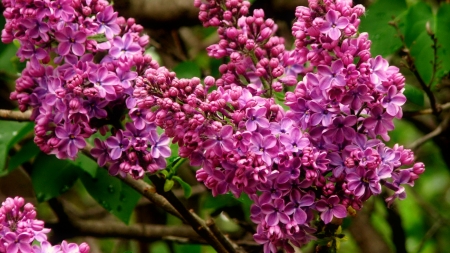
xmin=193 ymin=0 xmax=425 ymax=252
xmin=2 ymin=0 xmax=426 ymax=251
xmin=0 ymin=196 xmax=90 ymax=253
xmin=2 ymin=0 xmax=172 ymax=177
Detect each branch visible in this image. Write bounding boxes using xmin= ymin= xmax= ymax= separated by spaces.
xmin=403 ymin=102 xmax=450 ymax=117
xmin=0 ymin=109 xmax=32 ymax=121
xmin=407 ymin=114 xmax=450 ymax=150
xmin=81 ymin=145 xmax=184 ymax=221
xmin=390 ymin=21 xmax=440 ymax=116
xmin=0 ymin=109 xmax=242 ymax=252
xmin=149 ymin=174 xmax=237 ymax=253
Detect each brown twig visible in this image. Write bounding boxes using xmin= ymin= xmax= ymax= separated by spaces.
xmin=407 ymin=114 xmax=450 ymax=150
xmin=404 ymin=102 xmax=450 ymax=117
xmin=0 ymin=109 xmax=237 ymax=252
xmin=148 ymin=174 xmax=233 ymax=253
xmin=0 ymin=109 xmax=32 ymax=122
xmin=81 ymin=145 xmax=184 ymax=220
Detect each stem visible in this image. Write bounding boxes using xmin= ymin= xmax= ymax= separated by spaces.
xmin=0 ymin=109 xmax=32 ymax=122
xmin=390 ymin=21 xmax=440 ymax=116
xmin=149 ymin=174 xmax=232 ymax=253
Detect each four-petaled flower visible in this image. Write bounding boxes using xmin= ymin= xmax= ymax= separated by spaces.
xmin=315 ymin=195 xmax=347 ymax=224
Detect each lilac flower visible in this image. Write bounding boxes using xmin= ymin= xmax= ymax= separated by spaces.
xmin=246 ymin=107 xmax=270 ymax=131
xmin=287 ymin=98 xmax=310 ymax=129
xmin=91 ymin=138 xmax=110 ymax=167
xmin=203 ymin=125 xmax=235 ymax=156
xmin=129 ymin=108 xmax=148 ymax=130
xmin=33 ymin=241 xmax=62 ymax=253
xmin=18 ymin=42 xmax=48 ymax=69
xmin=347 ymin=167 xmax=381 ymax=196
xmin=285 ymin=191 xmax=314 ymax=224
xmin=328 ymin=151 xmax=350 ymax=177
xmin=55 ymin=123 xmax=86 ymax=158
xmin=106 ymin=130 xmax=130 ymax=160
xmin=279 ymin=128 xmax=310 ymax=153
xmin=341 ymin=84 xmax=373 ymax=110
xmin=364 ymin=106 xmax=395 ymax=137
xmin=317 ymin=59 xmax=346 ymax=89
xmin=22 ymin=18 xmax=50 ymax=42
xmin=250 ymin=133 xmax=278 ymax=166
xmin=149 ymin=132 xmax=171 ymax=158
xmin=88 ymin=67 xmax=120 ymax=98
xmin=381 ymin=85 xmax=406 ymax=116
xmin=369 ymin=55 xmax=388 ymax=85
xmin=323 ymin=116 xmax=357 ymax=143
xmin=261 ymin=199 xmax=290 ymax=226
xmin=307 ymin=101 xmax=336 ymax=126
xmin=269 ymin=117 xmax=293 ymax=136
xmin=96 ymin=6 xmax=121 ymax=39
xmin=320 ymin=10 xmax=349 ymax=40
xmin=315 ymin=195 xmax=347 ymax=224
xmin=109 ymin=33 xmax=142 ymax=59
xmin=55 ymin=27 xmax=86 ymax=56
xmin=3 ymin=232 xmax=33 ymax=253
xmin=83 ymin=98 xmax=108 ymax=118
xmin=50 ymin=0 xmax=75 ymax=22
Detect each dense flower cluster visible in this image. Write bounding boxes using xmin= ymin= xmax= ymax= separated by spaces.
xmin=2 ymin=0 xmax=425 ymax=252
xmin=194 ymin=0 xmax=425 ymax=251
xmin=2 ymin=0 xmax=175 ymax=177
xmin=0 ymin=196 xmax=89 ymax=253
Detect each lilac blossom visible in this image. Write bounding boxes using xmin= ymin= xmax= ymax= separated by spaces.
xmin=106 ymin=130 xmax=130 ymax=160
xmin=249 ymin=133 xmax=278 ymax=166
xmin=317 ymin=60 xmax=346 ymax=89
xmin=320 ymin=10 xmax=349 ymax=40
xmin=55 ymin=123 xmax=86 ymax=158
xmin=323 ymin=116 xmax=357 ymax=143
xmin=246 ymin=107 xmax=270 ymax=131
xmin=109 ymin=33 xmax=142 ymax=59
xmin=96 ymin=6 xmax=121 ymax=39
xmin=203 ymin=125 xmax=235 ymax=156
xmin=149 ymin=132 xmax=171 ymax=158
xmin=54 ymin=27 xmax=86 ymax=56
xmin=381 ymin=85 xmax=406 ymax=116
xmin=88 ymin=66 xmax=120 ymax=98
xmin=315 ymin=195 xmax=347 ymax=224
xmin=279 ymin=128 xmax=309 ymax=153
xmin=347 ymin=167 xmax=381 ymax=197
xmin=261 ymin=199 xmax=290 ymax=226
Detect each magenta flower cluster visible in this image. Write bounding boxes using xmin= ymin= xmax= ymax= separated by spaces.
xmin=2 ymin=0 xmax=173 ymax=177
xmin=0 ymin=196 xmax=90 ymax=253
xmin=194 ymin=0 xmax=424 ymax=251
xmin=2 ymin=0 xmax=425 ymax=252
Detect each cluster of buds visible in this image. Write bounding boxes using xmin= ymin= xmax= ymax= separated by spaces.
xmin=1 ymin=0 xmax=425 ymax=252
xmin=0 ymin=197 xmax=89 ymax=253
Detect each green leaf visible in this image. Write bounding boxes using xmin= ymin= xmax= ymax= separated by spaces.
xmin=203 ymin=193 xmax=241 ymax=210
xmin=173 ymin=176 xmax=192 ymax=198
xmin=404 ymin=2 xmax=433 ymax=47
xmin=436 ymin=4 xmax=450 ymax=81
xmin=164 ymin=179 xmax=175 ymax=192
xmin=404 ymin=2 xmax=435 ymax=85
xmin=359 ymin=0 xmax=407 ymax=57
xmin=31 ymin=153 xmax=81 ymax=202
xmin=71 ymin=153 xmax=98 ymax=177
xmin=404 ymin=84 xmax=425 ymax=106
xmin=80 ymin=168 xmax=140 ymax=224
xmin=0 ymin=120 xmax=34 ymax=175
xmin=173 ymin=61 xmax=201 ymax=79
xmin=0 ymin=43 xmax=19 ymax=75
xmin=7 ymin=139 xmax=40 ymax=172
